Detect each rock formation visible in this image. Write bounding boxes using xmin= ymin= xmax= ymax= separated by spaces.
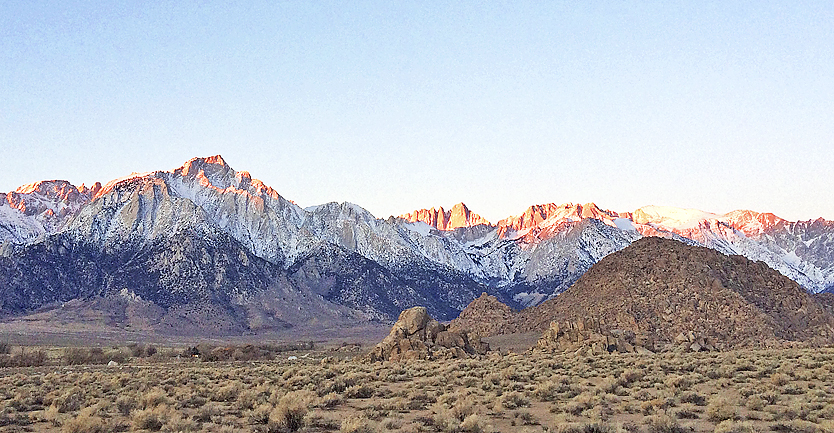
xmin=365 ymin=307 xmax=489 ymax=362
xmin=536 ymin=317 xmax=655 ymax=355
xmin=400 ymin=203 xmax=490 ymax=230
xmin=673 ymin=331 xmax=717 ymax=352
xmin=449 ymin=292 xmax=516 ymax=336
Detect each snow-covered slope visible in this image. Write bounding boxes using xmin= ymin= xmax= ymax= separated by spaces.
xmin=0 ymin=180 xmax=98 ymax=244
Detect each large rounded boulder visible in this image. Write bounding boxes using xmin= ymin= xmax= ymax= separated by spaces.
xmin=365 ymin=307 xmax=489 ymax=362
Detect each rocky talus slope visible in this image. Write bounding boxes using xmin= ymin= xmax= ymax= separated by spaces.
xmin=365 ymin=307 xmax=489 ymax=362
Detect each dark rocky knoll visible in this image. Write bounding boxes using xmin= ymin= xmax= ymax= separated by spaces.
xmin=455 ymin=237 xmax=834 ymax=349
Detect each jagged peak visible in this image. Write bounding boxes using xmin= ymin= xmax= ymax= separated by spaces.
xmin=78 ymin=182 xmax=102 ymax=196
xmin=13 ymin=180 xmax=79 ymax=196
xmin=720 ymin=209 xmax=788 ymax=235
xmin=2 ymin=180 xmax=92 ymax=218
xmin=95 ymin=171 xmax=155 ymax=198
xmin=84 ymin=156 xmax=301 ymax=213
xmin=497 ymin=202 xmax=621 ymax=233
xmin=178 ymin=155 xmax=234 ymax=182
xmin=184 ymin=154 xmax=229 ymax=168
xmin=399 ymin=202 xmax=491 ymax=230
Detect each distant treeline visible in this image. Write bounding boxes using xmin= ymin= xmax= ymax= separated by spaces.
xmin=0 ymin=343 xmax=47 ymax=368
xmin=0 ymin=341 xmax=317 ymax=368
xmin=183 ymin=341 xmax=316 ymax=362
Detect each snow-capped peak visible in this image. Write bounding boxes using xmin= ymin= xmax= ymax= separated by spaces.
xmin=632 ymin=205 xmax=722 ymax=230
xmin=721 ymin=210 xmax=787 ymax=236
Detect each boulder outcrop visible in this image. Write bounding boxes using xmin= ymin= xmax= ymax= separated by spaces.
xmin=536 ymin=318 xmax=654 ymax=355
xmin=365 ymin=307 xmax=489 ymax=362
xmin=673 ymin=330 xmax=718 ymax=352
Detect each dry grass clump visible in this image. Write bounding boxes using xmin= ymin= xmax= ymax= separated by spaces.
xmin=340 ymin=414 xmax=377 ymax=433
xmin=268 ymin=390 xmax=317 ymax=432
xmin=61 ymin=411 xmax=109 ymax=433
xmin=499 ymin=390 xmax=530 ymax=410
xmin=706 ymin=396 xmax=739 ymax=422
xmin=645 ymin=414 xmax=690 ymax=433
xmin=132 ymin=405 xmax=172 ymax=431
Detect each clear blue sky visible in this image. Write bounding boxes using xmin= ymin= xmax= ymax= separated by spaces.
xmin=2 ymin=1 xmax=833 ymax=222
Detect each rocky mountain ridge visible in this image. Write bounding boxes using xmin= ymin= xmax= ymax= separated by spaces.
xmin=1 ymin=155 xmax=833 ymax=333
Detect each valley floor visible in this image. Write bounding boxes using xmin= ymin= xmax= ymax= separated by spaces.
xmin=1 ymin=344 xmax=833 ymax=432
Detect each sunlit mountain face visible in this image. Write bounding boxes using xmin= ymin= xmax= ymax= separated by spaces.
xmin=1 ymin=155 xmax=833 ymax=332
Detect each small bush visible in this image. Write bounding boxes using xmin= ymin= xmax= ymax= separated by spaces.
xmin=345 ymin=384 xmax=375 ymax=399
xmin=713 ymin=420 xmax=757 ymax=433
xmin=61 ymin=408 xmax=108 ymax=433
xmin=500 ymin=391 xmax=530 ymax=410
xmin=141 ymin=389 xmax=169 ymax=409
xmin=678 ymin=391 xmax=706 ymax=406
xmin=248 ymin=403 xmax=272 ymax=425
xmin=706 ymin=397 xmax=738 ymax=422
xmin=771 ymin=372 xmax=791 ymax=387
xmin=565 ymin=392 xmax=596 ymax=416
xmin=164 ymin=413 xmax=199 ymax=432
xmin=53 ymin=387 xmax=85 ymax=413
xmin=212 ymin=384 xmax=241 ymax=402
xmin=268 ymin=391 xmax=316 ymax=432
xmin=321 ymin=392 xmax=343 ymax=409
xmin=746 ymin=395 xmax=765 ymax=411
xmin=340 ymin=415 xmax=376 ymax=433
xmin=553 ymin=423 xmax=615 ymax=433
xmin=460 ymin=414 xmax=485 ymax=433
xmin=646 ymin=415 xmax=689 ymax=433
xmin=115 ymin=395 xmax=136 ymax=416
xmin=132 ymin=406 xmax=171 ymax=431
xmin=194 ymin=402 xmax=222 ymax=423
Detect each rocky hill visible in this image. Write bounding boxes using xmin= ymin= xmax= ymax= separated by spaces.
xmin=456 ymin=237 xmax=834 ymax=349
xmin=449 ymin=293 xmax=516 ymax=336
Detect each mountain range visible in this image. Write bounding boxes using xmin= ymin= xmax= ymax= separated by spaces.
xmin=1 ymin=155 xmax=833 ymax=334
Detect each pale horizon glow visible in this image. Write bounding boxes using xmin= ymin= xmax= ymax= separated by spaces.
xmin=2 ymin=2 xmax=833 ymax=223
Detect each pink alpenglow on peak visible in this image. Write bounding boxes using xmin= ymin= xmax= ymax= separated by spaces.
xmin=5 ymin=180 xmax=96 ymax=215
xmin=400 ymin=203 xmax=491 ymax=230
xmin=495 ymin=202 xmax=622 ymax=239
xmin=721 ymin=210 xmax=788 ymax=236
xmin=202 ymin=155 xmax=228 ymax=166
